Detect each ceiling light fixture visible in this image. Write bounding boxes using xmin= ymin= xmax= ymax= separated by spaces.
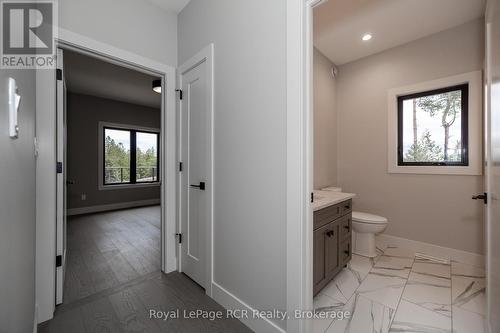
xmin=362 ymin=33 xmax=373 ymax=41
xmin=152 ymin=79 xmax=161 ymax=94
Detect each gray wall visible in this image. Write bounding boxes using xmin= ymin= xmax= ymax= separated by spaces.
xmin=178 ymin=0 xmax=287 ymax=329
xmin=336 ymin=19 xmax=485 ymax=254
xmin=0 ymin=69 xmax=36 ymax=330
xmin=59 ymin=0 xmax=178 ymax=65
xmin=67 ymin=93 xmax=161 ymax=209
xmin=314 ymin=48 xmax=338 ymax=190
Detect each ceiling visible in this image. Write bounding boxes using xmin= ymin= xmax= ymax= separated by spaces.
xmin=314 ymin=0 xmax=486 ymax=65
xmin=64 ymin=50 xmax=161 ymax=109
xmin=143 ymin=0 xmax=191 ymax=13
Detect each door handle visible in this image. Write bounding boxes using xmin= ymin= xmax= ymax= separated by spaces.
xmin=472 ymin=192 xmax=487 ymax=204
xmin=66 ymin=180 xmax=75 ymax=185
xmin=190 ymin=182 xmax=206 ymax=190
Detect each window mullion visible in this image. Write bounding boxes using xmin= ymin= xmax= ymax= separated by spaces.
xmin=130 ymin=131 xmax=137 ymax=184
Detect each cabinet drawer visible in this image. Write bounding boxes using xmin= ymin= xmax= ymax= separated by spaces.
xmin=314 ymin=204 xmax=341 ymax=230
xmin=339 ymin=215 xmax=352 ymax=240
xmin=340 ymin=199 xmax=352 ymax=216
xmin=340 ymin=239 xmax=352 ymax=266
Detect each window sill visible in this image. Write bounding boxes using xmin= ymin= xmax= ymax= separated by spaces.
xmin=388 ymin=165 xmax=482 ymax=176
xmin=98 ymin=182 xmax=161 ymax=191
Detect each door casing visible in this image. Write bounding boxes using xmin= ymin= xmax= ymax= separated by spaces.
xmin=35 ymin=28 xmax=177 ymax=323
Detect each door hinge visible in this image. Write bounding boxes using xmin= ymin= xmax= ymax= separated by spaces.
xmin=56 ymin=68 xmax=63 ymax=81
xmin=176 ymin=233 xmax=182 ymax=244
xmin=311 ymin=192 xmax=314 ymax=203
xmin=56 ymin=162 xmax=63 ymax=174
xmin=56 ymin=255 xmax=62 ymax=267
xmin=176 ymin=89 xmax=183 ymax=100
xmin=179 ymin=162 xmax=183 ymax=172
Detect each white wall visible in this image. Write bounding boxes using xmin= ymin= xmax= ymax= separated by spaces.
xmin=336 ymin=19 xmax=485 ymax=254
xmin=314 ymin=48 xmax=337 ymax=189
xmin=58 ymin=0 xmax=178 ymax=65
xmin=178 ymin=0 xmax=287 ymax=330
xmin=0 ymin=68 xmax=36 ymax=331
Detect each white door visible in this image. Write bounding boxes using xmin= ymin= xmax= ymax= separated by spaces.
xmin=486 ymin=2 xmax=500 ymax=331
xmin=179 ymin=48 xmax=213 ymax=289
xmin=55 ymin=48 xmax=68 ymax=304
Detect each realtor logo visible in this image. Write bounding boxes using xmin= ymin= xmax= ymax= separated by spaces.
xmin=1 ymin=1 xmax=56 ymax=68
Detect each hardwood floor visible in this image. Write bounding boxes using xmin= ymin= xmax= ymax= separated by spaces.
xmin=39 ymin=206 xmax=252 ymax=333
xmin=63 ymin=206 xmax=162 ymax=304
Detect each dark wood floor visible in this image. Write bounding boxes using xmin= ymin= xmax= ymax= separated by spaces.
xmin=39 ymin=206 xmax=252 ymax=333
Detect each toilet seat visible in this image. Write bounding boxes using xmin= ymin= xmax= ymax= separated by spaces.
xmin=352 ymin=211 xmax=387 ymax=224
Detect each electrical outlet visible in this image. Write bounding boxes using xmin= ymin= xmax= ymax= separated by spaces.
xmin=81 ymin=193 xmax=86 ymax=201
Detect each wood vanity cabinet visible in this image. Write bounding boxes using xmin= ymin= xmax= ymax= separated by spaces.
xmin=313 ymin=199 xmax=352 ymax=296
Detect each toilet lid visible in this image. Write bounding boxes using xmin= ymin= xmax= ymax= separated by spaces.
xmin=352 ymin=211 xmax=388 ymax=224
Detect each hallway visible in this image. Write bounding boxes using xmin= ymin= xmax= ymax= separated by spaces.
xmin=38 ymin=206 xmax=251 ymax=332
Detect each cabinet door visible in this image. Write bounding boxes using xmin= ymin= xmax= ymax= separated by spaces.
xmin=325 ymin=223 xmax=339 ymax=277
xmin=313 ymin=224 xmax=327 ymax=286
xmin=339 ymin=215 xmax=352 ymax=241
xmin=340 ymin=239 xmax=352 ymax=266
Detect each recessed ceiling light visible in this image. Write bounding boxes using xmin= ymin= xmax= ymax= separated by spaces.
xmin=362 ymin=33 xmax=373 ymax=41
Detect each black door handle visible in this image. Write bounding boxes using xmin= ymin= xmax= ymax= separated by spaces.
xmin=472 ymin=192 xmax=487 ymax=204
xmin=190 ymin=182 xmax=206 ymax=190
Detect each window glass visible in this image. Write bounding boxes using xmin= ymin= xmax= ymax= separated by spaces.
xmin=104 ymin=128 xmax=131 ymax=184
xmin=398 ymin=84 xmax=468 ymax=166
xmin=136 ymin=132 xmax=159 ymax=182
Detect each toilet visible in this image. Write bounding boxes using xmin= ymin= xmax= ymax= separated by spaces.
xmin=351 ymin=212 xmax=388 ymax=258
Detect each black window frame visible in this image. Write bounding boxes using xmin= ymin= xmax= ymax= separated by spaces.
xmin=397 ymin=84 xmax=469 ymax=167
xmin=103 ymin=126 xmax=160 ymax=186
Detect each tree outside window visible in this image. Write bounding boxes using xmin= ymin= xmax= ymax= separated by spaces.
xmin=104 ymin=127 xmax=159 ymax=185
xmin=398 ymin=84 xmax=469 ymax=166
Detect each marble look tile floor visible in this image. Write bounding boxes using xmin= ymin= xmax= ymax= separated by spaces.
xmin=313 ymin=246 xmax=486 ymax=333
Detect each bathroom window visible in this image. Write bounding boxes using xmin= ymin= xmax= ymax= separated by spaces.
xmin=397 ymin=84 xmax=469 ymax=166
xmin=387 ymin=71 xmax=482 ymax=175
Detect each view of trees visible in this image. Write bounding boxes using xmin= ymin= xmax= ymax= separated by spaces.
xmin=105 ymin=136 xmax=130 ymax=183
xmin=404 ymin=89 xmax=463 ymax=163
xmin=105 ymin=134 xmax=158 ymax=184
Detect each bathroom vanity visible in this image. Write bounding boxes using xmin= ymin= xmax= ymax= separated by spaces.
xmin=313 ymin=191 xmax=355 ymax=296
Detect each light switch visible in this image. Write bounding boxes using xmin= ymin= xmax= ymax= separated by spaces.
xmin=8 ymin=78 xmax=21 ymax=139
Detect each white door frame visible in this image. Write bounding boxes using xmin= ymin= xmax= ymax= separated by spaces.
xmin=177 ymin=44 xmax=214 ymax=297
xmin=286 ymin=1 xmax=327 ymax=332
xmin=35 ymin=28 xmax=177 ymax=323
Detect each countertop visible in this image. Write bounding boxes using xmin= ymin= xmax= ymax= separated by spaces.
xmin=312 ymin=190 xmax=356 ymax=211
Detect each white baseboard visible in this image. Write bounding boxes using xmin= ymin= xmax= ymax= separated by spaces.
xmin=211 ymin=282 xmax=286 ymax=333
xmin=67 ymin=198 xmax=161 ymax=216
xmin=376 ymin=234 xmax=485 ymax=268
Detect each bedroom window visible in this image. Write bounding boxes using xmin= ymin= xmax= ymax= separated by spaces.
xmin=102 ymin=124 xmax=159 ymax=187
